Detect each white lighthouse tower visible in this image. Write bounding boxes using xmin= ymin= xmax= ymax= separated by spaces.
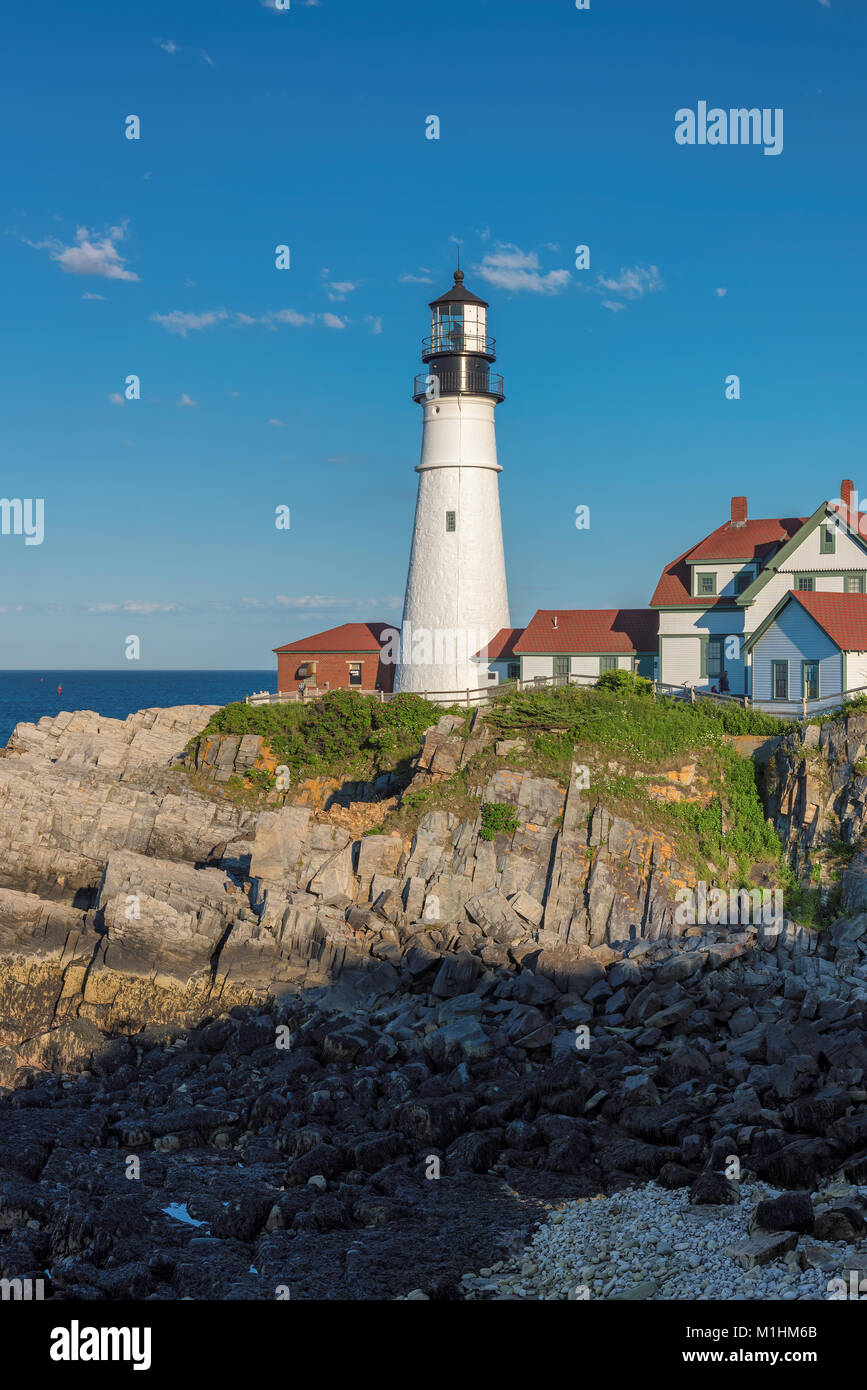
xmin=394 ymin=269 xmax=510 ymax=697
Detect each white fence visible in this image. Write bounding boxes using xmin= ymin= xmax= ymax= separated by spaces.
xmin=246 ymin=675 xmax=867 ymax=721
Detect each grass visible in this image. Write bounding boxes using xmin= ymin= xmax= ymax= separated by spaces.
xmin=486 ymin=684 xmax=787 ymax=765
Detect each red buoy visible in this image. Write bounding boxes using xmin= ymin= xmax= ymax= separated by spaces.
xmin=57 ymin=685 xmax=62 ymax=696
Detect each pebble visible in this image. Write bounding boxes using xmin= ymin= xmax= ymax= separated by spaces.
xmin=461 ymin=1180 xmax=867 ymax=1301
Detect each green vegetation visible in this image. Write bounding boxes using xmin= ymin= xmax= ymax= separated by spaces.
xmin=587 ymin=746 xmax=781 ymax=884
xmin=189 ymin=689 xmax=461 ymax=785
xmin=595 ymin=668 xmax=653 ymax=696
xmin=810 ymin=692 xmax=867 ymax=727
xmin=487 ymin=683 xmax=787 ymax=767
xmin=480 ymin=801 xmax=521 ymax=841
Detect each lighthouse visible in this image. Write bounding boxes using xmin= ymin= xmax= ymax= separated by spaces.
xmin=394 ymin=269 xmax=510 ymax=697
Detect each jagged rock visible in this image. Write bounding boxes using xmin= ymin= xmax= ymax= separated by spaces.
xmin=751 ymin=1191 xmax=814 ymax=1234
xmin=725 ymin=1230 xmax=798 ymax=1269
xmin=249 ymin=807 xmax=312 ymax=883
xmin=689 ymin=1171 xmax=739 ymax=1205
xmin=813 ymin=1207 xmax=865 ymax=1241
xmin=466 ymin=891 xmax=527 ymax=945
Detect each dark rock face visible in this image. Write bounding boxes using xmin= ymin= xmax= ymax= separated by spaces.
xmin=4 ymin=705 xmax=867 ymax=1298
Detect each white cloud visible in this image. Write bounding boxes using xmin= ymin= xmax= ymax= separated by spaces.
xmin=325 ymin=280 xmax=357 ymax=301
xmin=151 ymin=309 xmax=229 ymax=336
xmin=242 ymin=594 xmax=396 ymax=611
xmin=268 ymin=418 xmax=284 ymax=426
xmin=234 ymin=313 xmax=257 ymax=326
xmin=123 ymin=600 xmax=183 ymax=613
xmin=201 ymin=50 xmax=214 ymax=66
xmin=107 ymin=393 xmax=125 ymax=405
xmin=155 ymin=38 xmax=179 ymax=53
xmin=89 ymin=600 xmax=182 ymax=614
xmin=715 ymin=287 xmax=727 ymax=297
xmin=177 ymin=393 xmax=197 ymax=407
xmin=818 ymin=1 xmax=830 ymax=7
xmin=400 ymin=271 xmax=434 ymax=284
xmin=82 ymin=292 xmax=105 ymax=300
xmin=321 ymin=312 xmax=347 ymax=329
xmin=268 ymin=308 xmax=315 ymax=326
xmin=601 ymin=301 xmax=627 ymax=314
xmin=596 ymin=265 xmax=663 ymax=299
xmin=365 ymin=315 xmax=383 ymax=335
xmin=475 ymin=244 xmax=571 ymax=295
xmin=26 ymin=223 xmax=139 ymax=281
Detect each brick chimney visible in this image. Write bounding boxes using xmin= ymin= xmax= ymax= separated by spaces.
xmin=841 ymin=479 xmax=854 ymax=515
xmin=730 ymin=496 xmax=748 ymax=526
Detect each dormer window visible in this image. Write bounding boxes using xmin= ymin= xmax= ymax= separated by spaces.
xmin=697 ymin=572 xmax=716 ymax=597
xmin=735 ymin=571 xmax=752 ymax=594
xmin=820 ymin=524 xmax=836 ymax=555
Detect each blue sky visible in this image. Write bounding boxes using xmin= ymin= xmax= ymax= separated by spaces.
xmin=1 ymin=0 xmax=865 ymax=668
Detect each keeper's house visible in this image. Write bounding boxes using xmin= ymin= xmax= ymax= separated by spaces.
xmin=481 ymin=609 xmax=659 ymax=683
xmin=744 ymin=591 xmax=867 ymax=712
xmin=273 ymin=622 xmax=395 ymax=695
xmin=651 ymin=481 xmax=867 ymax=697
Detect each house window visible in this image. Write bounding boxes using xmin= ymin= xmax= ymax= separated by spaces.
xmin=735 ymin=571 xmax=752 ymax=594
xmin=445 ymin=510 xmax=456 ymax=532
xmin=772 ymin=660 xmax=789 ymax=700
xmin=697 ymin=573 xmax=716 ymax=596
xmin=348 ymin=662 xmax=362 ymax=686
xmin=507 ymin=662 xmax=519 ymax=680
xmin=820 ymin=524 xmax=836 ymax=555
xmin=795 ymin=575 xmax=815 ymax=591
xmin=803 ymin=660 xmax=819 ymax=701
xmin=554 ymin=655 xmax=570 ymax=676
xmin=599 ymin=655 xmax=618 ymax=673
xmin=706 ymin=636 xmax=724 ymax=680
xmin=845 ymin=574 xmax=866 ymax=593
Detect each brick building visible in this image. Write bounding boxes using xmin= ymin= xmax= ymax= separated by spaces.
xmin=273 ymin=622 xmax=395 ymax=695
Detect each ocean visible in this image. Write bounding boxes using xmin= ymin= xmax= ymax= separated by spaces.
xmin=0 ymin=671 xmax=275 ymax=746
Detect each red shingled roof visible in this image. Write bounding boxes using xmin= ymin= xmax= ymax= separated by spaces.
xmin=273 ymin=621 xmax=394 ymax=654
xmin=514 ymin=609 xmax=658 ymax=655
xmin=478 ymin=627 xmax=524 ymax=660
xmin=789 ymin=592 xmax=867 ymax=651
xmin=651 ymin=517 xmax=807 ymax=607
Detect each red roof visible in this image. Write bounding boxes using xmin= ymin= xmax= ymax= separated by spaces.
xmin=788 ymin=592 xmax=867 ymax=651
xmin=514 ymin=609 xmax=658 ymax=655
xmin=651 ymin=517 xmax=806 ymax=607
xmin=477 ymin=627 xmax=524 ymax=660
xmin=273 ymin=621 xmax=394 ymax=654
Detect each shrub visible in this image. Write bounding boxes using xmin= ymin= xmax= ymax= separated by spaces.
xmin=595 ymin=669 xmax=653 ymax=696
xmin=189 ymin=689 xmax=455 ymax=785
xmin=480 ymin=801 xmax=521 ymax=841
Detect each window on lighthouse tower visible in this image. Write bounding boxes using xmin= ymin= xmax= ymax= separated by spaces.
xmin=445 ymin=511 xmax=456 ymax=532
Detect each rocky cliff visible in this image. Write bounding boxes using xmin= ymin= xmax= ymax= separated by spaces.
xmin=4 ymin=701 xmax=867 ymax=1300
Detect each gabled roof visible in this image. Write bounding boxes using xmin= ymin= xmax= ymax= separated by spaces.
xmin=744 ymin=590 xmax=867 ymax=654
xmin=736 ymin=503 xmax=867 ymax=606
xmin=273 ymin=621 xmax=393 ymax=655
xmin=476 ymin=627 xmax=524 ymax=661
xmin=514 ymin=609 xmax=658 ymax=655
xmin=651 ymin=517 xmax=805 ymax=608
xmin=788 ymin=592 xmax=867 ymax=651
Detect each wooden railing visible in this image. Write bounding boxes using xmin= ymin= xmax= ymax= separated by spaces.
xmin=246 ymin=677 xmax=867 ymax=722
